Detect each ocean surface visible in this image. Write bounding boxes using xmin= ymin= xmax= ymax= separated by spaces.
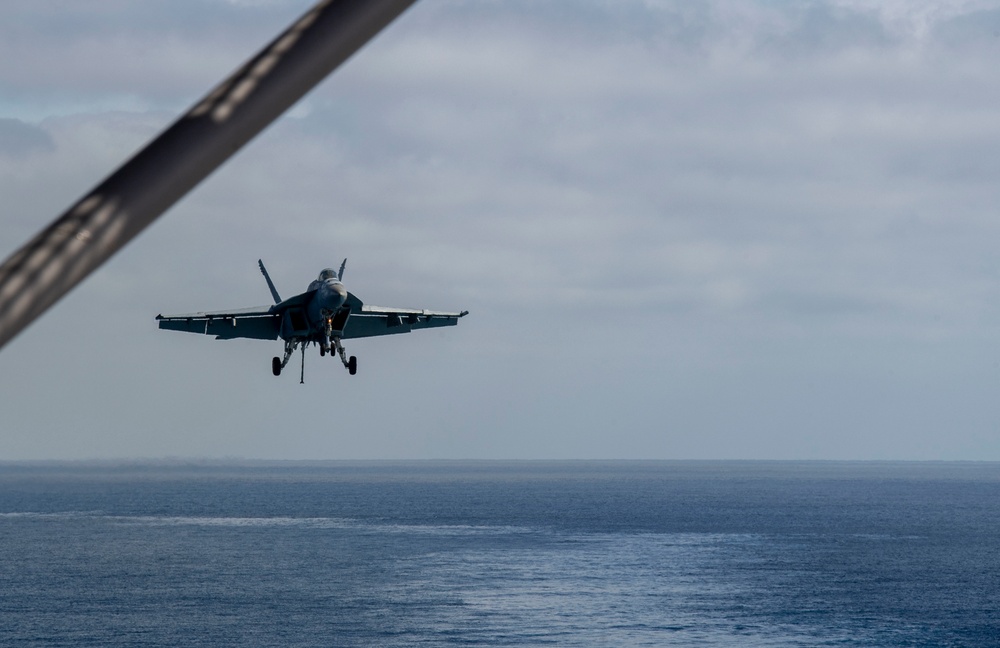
xmin=0 ymin=461 xmax=998 ymax=647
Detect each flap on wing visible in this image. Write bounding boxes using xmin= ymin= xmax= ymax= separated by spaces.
xmin=156 ymin=306 xmax=273 ymax=320
xmin=156 ymin=307 xmax=279 ymax=340
xmin=360 ymin=305 xmax=468 ymax=318
xmin=342 ymin=307 xmax=467 ymax=340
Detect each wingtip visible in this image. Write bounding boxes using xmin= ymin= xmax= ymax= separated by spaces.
xmin=459 ymin=310 xmax=469 ymax=317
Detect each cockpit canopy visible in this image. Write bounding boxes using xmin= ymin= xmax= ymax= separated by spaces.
xmin=318 ymin=268 xmax=339 ymax=281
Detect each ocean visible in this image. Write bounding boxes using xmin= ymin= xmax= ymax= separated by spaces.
xmin=0 ymin=461 xmax=997 ymax=646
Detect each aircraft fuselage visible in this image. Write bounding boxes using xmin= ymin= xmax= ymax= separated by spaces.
xmin=306 ymin=274 xmax=348 ymax=326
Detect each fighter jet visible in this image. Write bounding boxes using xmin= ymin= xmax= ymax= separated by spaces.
xmin=156 ymin=260 xmax=467 ymax=382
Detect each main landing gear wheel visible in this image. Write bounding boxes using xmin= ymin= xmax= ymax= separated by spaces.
xmin=272 ymin=357 xmax=282 ymax=376
xmin=348 ymin=356 xmax=357 ymax=375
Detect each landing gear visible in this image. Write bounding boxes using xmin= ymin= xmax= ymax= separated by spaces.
xmin=333 ymin=336 xmax=358 ymax=376
xmin=271 ymin=337 xmax=356 ymax=379
xmin=272 ymin=340 xmax=297 ymax=377
xmin=321 ymin=313 xmax=334 ymax=357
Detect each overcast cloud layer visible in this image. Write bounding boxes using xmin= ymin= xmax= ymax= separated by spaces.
xmin=3 ymin=0 xmax=1000 ymax=460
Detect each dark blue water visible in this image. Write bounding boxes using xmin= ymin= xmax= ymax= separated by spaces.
xmin=0 ymin=461 xmax=997 ymax=646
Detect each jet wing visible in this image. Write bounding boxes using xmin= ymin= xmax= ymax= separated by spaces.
xmin=342 ymin=305 xmax=468 ymax=340
xmin=156 ymin=306 xmax=280 ymax=340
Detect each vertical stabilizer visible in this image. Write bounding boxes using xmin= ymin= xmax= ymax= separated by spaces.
xmin=338 ymin=258 xmax=347 ymax=281
xmin=258 ymin=259 xmax=282 ymax=304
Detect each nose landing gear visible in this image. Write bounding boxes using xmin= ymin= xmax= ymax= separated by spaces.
xmin=320 ymin=314 xmax=333 ymax=357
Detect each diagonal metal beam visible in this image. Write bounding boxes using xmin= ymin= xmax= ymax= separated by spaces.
xmin=0 ymin=0 xmax=418 ymax=351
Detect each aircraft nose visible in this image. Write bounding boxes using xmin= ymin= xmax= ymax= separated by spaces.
xmin=327 ymin=281 xmax=347 ymax=307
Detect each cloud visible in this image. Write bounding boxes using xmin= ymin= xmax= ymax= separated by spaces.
xmin=5 ymin=0 xmax=1000 ymax=459
xmin=10 ymin=0 xmax=1000 ymax=333
xmin=0 ymin=0 xmax=311 ymax=118
xmin=0 ymin=118 xmax=54 ymax=156
xmin=829 ymin=0 xmax=1000 ymax=38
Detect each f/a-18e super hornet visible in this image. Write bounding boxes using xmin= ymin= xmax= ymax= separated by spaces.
xmin=157 ymin=260 xmax=467 ymax=383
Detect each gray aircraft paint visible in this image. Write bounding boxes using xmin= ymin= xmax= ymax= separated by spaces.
xmin=157 ymin=259 xmax=466 ymax=382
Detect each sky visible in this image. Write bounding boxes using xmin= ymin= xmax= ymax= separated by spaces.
xmin=3 ymin=0 xmax=1000 ymax=460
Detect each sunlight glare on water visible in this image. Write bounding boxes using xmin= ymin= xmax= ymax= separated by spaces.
xmin=0 ymin=461 xmax=997 ymax=646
